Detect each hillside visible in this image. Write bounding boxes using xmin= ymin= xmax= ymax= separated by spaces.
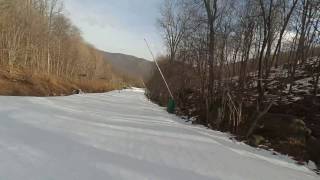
xmin=0 ymin=0 xmax=136 ymax=96
xmin=102 ymin=51 xmax=154 ymax=81
xmin=146 ymin=57 xmax=320 ymax=171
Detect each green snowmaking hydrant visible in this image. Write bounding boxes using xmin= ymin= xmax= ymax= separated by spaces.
xmin=167 ymin=98 xmax=175 ymax=114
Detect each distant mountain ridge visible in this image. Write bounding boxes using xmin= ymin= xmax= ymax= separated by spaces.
xmin=102 ymin=51 xmax=154 ymax=81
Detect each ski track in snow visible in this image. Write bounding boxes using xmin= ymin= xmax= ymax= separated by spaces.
xmin=0 ymin=88 xmax=318 ymax=180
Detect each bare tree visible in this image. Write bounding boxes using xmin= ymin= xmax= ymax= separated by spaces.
xmin=272 ymin=0 xmax=299 ymax=68
xmin=158 ymin=0 xmax=194 ymax=63
xmin=289 ymin=0 xmax=320 ymax=93
xmin=0 ymin=0 xmax=121 ymax=84
xmin=203 ymin=0 xmax=218 ymax=102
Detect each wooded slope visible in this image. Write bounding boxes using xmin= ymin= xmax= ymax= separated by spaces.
xmin=0 ymin=0 xmax=135 ymax=95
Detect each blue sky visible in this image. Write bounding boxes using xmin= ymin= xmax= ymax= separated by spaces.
xmin=64 ymin=0 xmax=165 ymax=60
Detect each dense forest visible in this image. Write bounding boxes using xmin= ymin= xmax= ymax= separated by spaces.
xmin=147 ymin=0 xmax=320 ymax=169
xmin=0 ymin=0 xmax=136 ymax=96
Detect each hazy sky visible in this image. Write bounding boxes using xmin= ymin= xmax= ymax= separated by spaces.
xmin=64 ymin=0 xmax=165 ymax=60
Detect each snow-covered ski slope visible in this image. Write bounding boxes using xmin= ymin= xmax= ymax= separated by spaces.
xmin=0 ymin=88 xmax=318 ymax=180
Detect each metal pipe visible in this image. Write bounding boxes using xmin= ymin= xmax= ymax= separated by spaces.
xmin=144 ymin=39 xmax=174 ymax=100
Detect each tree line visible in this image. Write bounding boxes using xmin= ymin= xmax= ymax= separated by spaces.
xmin=155 ymin=0 xmax=320 ymax=136
xmin=0 ymin=0 xmax=116 ymax=82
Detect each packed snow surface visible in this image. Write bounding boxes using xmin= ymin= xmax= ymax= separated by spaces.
xmin=0 ymin=88 xmax=318 ymax=180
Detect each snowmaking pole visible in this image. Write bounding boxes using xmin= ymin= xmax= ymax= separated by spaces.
xmin=144 ymin=39 xmax=175 ymax=113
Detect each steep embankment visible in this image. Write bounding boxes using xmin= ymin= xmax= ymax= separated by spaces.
xmin=0 ymin=66 xmax=119 ymax=96
xmin=0 ymin=88 xmax=318 ymax=179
